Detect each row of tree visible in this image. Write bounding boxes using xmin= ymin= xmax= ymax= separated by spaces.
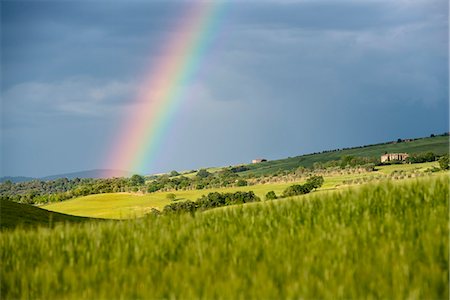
xmin=272 ymin=176 xmax=324 ymax=199
xmin=160 ymin=191 xmax=261 ymax=214
xmin=157 ymin=176 xmax=325 ymax=216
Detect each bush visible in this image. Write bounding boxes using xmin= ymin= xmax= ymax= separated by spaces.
xmin=130 ymin=174 xmax=145 ymax=186
xmin=438 ymin=154 xmax=449 ymax=170
xmin=282 ymin=176 xmax=324 ymax=197
xmin=406 ymin=152 xmax=436 ymax=164
xmin=162 ymin=200 xmax=197 ymax=214
xmin=169 ymin=170 xmax=180 ymax=177
xmin=236 ymin=179 xmax=248 ymax=187
xmin=162 ymin=191 xmax=261 ymax=214
xmin=166 ymin=193 xmax=176 ymax=201
xmin=197 ymin=191 xmax=260 ymax=210
xmin=196 ymin=169 xmax=211 ymax=178
xmin=305 ymin=176 xmax=324 ymax=190
xmin=265 ymin=191 xmax=277 ymax=200
xmin=282 ymin=184 xmax=312 ymax=197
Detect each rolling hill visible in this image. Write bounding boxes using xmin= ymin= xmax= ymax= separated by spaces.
xmin=2 ymin=176 xmax=448 ymax=299
xmin=240 ymin=135 xmax=449 ymax=176
xmin=0 ymin=199 xmax=93 ymax=229
xmin=42 ymin=162 xmax=441 ymax=219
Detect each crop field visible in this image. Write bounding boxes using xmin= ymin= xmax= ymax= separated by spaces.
xmin=1 ymin=175 xmax=448 ymax=299
xmin=43 ymin=162 xmax=442 ymax=219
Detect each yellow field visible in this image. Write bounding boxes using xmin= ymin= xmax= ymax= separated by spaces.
xmin=43 ymin=162 xmax=442 ymax=219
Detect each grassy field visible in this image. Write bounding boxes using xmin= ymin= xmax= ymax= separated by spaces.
xmin=43 ymin=162 xmax=442 ymax=219
xmin=0 ymin=199 xmax=92 ymax=230
xmin=1 ymin=176 xmax=448 ymax=299
xmin=43 ymin=183 xmax=299 ymax=219
xmin=241 ymin=135 xmax=448 ymax=176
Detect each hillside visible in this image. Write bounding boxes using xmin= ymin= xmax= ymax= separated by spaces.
xmin=0 ymin=199 xmax=92 ymax=229
xmin=43 ymin=162 xmax=441 ymax=219
xmin=40 ymin=169 xmax=131 ymax=180
xmin=0 ymin=176 xmax=36 ymax=183
xmin=2 ymin=176 xmax=448 ymax=299
xmin=0 ymin=169 xmax=131 ymax=183
xmin=241 ymin=135 xmax=449 ymax=176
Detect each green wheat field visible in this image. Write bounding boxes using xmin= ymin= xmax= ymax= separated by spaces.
xmin=1 ymin=175 xmax=448 ymax=299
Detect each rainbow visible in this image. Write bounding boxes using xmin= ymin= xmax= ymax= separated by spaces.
xmin=104 ymin=1 xmax=225 ymax=176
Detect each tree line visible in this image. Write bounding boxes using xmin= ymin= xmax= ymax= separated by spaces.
xmin=156 ymin=176 xmax=325 ymax=215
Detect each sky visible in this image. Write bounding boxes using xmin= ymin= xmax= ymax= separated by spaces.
xmin=1 ymin=0 xmax=448 ymax=177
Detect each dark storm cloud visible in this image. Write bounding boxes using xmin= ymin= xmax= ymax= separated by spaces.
xmin=1 ymin=0 xmax=448 ymax=176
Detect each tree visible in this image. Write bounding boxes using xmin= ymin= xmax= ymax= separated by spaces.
xmin=236 ymin=179 xmax=248 ymax=186
xmin=130 ymin=174 xmax=145 ymax=186
xmin=306 ymin=175 xmax=324 ymax=190
xmin=166 ymin=193 xmax=177 ymax=201
xmin=169 ymin=170 xmax=180 ymax=177
xmin=265 ymin=191 xmax=277 ymax=200
xmin=439 ymin=154 xmax=449 ymax=170
xmin=196 ymin=169 xmax=211 ymax=178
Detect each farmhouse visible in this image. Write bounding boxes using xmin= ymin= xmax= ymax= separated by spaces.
xmin=252 ymin=158 xmax=267 ymax=164
xmin=380 ymin=153 xmax=409 ymax=163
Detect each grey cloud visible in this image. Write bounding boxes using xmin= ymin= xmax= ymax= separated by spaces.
xmin=1 ymin=0 xmax=448 ymax=176
xmin=2 ymin=77 xmax=136 ymax=130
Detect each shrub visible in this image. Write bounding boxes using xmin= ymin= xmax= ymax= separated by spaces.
xmin=305 ymin=176 xmax=324 ymax=190
xmin=196 ymin=169 xmax=211 ymax=178
xmin=163 ymin=191 xmax=261 ymax=214
xmin=406 ymin=152 xmax=436 ymax=164
xmin=439 ymin=154 xmax=449 ymax=170
xmin=265 ymin=191 xmax=277 ymax=200
xmin=162 ymin=200 xmax=197 ymax=214
xmin=236 ymin=179 xmax=248 ymax=187
xmin=166 ymin=193 xmax=176 ymax=201
xmin=282 ymin=184 xmax=312 ymax=197
xmin=130 ymin=174 xmax=145 ymax=186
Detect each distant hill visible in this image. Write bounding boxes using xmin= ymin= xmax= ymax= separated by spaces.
xmin=0 ymin=199 xmax=93 ymax=229
xmin=242 ymin=135 xmax=449 ymax=176
xmin=0 ymin=169 xmax=132 ymax=183
xmin=2 ymin=135 xmax=448 ymax=181
xmin=40 ymin=169 xmax=131 ymax=181
xmin=0 ymin=176 xmax=36 ymax=183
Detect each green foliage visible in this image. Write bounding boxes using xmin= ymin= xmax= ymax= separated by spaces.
xmin=130 ymin=174 xmax=145 ymax=186
xmin=265 ymin=191 xmax=277 ymax=200
xmin=406 ymin=152 xmax=436 ymax=164
xmin=163 ymin=200 xmax=197 ymax=214
xmin=305 ymin=175 xmax=324 ymax=190
xmin=1 ymin=177 xmax=448 ymax=299
xmin=438 ymin=154 xmax=449 ymax=170
xmin=196 ymin=169 xmax=211 ymax=179
xmin=230 ymin=165 xmax=250 ymax=173
xmin=282 ymin=176 xmax=324 ymax=197
xmin=161 ymin=191 xmax=260 ymax=214
xmin=196 ymin=191 xmax=260 ymax=210
xmin=236 ymin=179 xmax=248 ymax=187
xmin=169 ymin=170 xmax=180 ymax=177
xmin=0 ymin=177 xmax=131 ymax=205
xmin=166 ymin=193 xmax=176 ymax=201
xmin=282 ymin=184 xmax=312 ymax=197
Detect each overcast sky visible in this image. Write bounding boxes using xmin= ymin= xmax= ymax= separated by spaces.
xmin=1 ymin=0 xmax=448 ymax=177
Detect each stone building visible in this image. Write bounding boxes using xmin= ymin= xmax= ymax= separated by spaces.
xmin=380 ymin=153 xmax=409 ymax=163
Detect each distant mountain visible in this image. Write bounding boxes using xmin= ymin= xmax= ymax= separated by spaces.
xmin=1 ymin=169 xmax=132 ymax=183
xmin=0 ymin=176 xmax=36 ymax=183
xmin=40 ymin=169 xmax=132 ymax=181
